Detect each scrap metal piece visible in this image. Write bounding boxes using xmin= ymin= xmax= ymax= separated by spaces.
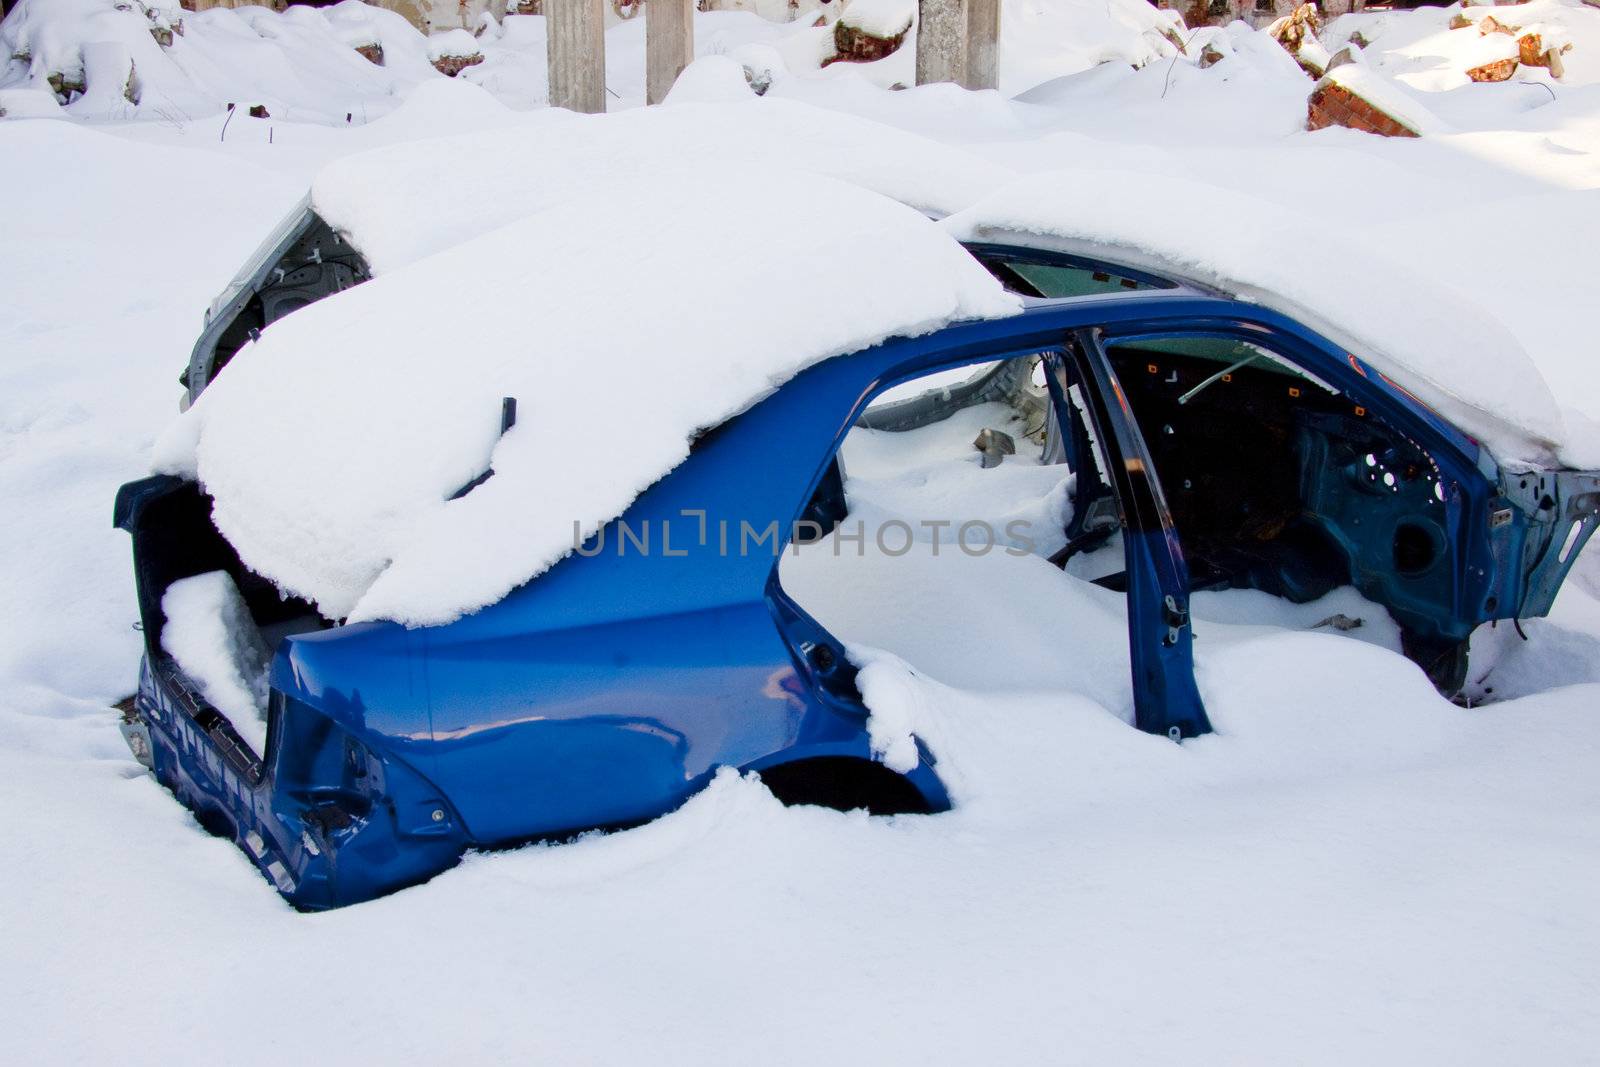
xmin=974 ymin=428 xmax=1016 ymax=469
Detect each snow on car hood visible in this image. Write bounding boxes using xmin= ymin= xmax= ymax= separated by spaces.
xmin=311 ymin=97 xmax=1014 ymax=275
xmin=154 ymin=170 xmax=1020 ymax=626
xmin=943 ymin=169 xmax=1581 ymax=471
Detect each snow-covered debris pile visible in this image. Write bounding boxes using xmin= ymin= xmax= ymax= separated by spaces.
xmin=1139 ymin=0 xmax=1600 ymax=138
xmin=1324 ymin=0 xmax=1600 ymax=92
xmin=752 ymin=0 xmax=1187 ymax=95
xmin=1308 ymin=63 xmax=1439 ymax=136
xmin=0 ymin=0 xmax=180 ymax=110
xmin=0 ymin=0 xmax=439 ymax=122
xmin=311 ymin=97 xmax=1013 ymax=274
xmin=944 ymin=169 xmax=1585 ymax=470
xmin=1462 ymin=23 xmax=1525 ymax=81
xmin=426 ymin=28 xmax=483 ymax=77
xmin=837 ymin=0 xmax=915 ymax=39
xmin=829 ymin=0 xmax=914 ymax=65
xmin=1269 ymin=2 xmax=1332 ymax=77
xmin=0 ymin=0 xmax=1208 ymax=117
xmin=154 ymin=169 xmax=1019 ymax=626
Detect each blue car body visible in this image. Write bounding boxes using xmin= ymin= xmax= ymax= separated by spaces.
xmin=115 ymin=226 xmax=1600 ymax=909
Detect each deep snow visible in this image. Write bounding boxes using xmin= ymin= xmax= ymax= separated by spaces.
xmin=4 ymin=1 xmax=1600 ymax=1064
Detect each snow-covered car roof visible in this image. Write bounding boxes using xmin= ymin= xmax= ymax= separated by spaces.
xmin=311 ymin=97 xmax=1015 ymax=275
xmin=943 ymin=169 xmax=1588 ymax=472
xmin=155 ymin=169 xmax=1019 ymax=626
xmin=156 ymin=122 xmax=1588 ymax=630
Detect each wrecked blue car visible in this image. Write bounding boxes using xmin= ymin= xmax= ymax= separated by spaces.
xmin=115 ymin=202 xmax=1599 ymax=910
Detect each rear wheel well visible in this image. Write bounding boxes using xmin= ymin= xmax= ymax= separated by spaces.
xmin=756 ymin=757 xmax=934 ymax=816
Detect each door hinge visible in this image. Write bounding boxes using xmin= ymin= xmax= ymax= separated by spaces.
xmin=1163 ymin=594 xmax=1189 ymax=646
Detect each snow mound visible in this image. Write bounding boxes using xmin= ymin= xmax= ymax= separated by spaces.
xmin=662 ymin=54 xmax=759 ymax=104
xmin=944 ymin=169 xmax=1578 ymax=469
xmin=311 ymin=97 xmax=1015 ymax=275
xmin=160 ymin=571 xmax=271 ymax=753
xmin=0 ymin=87 xmax=63 ymax=119
xmin=156 ymin=170 xmax=1020 ymax=626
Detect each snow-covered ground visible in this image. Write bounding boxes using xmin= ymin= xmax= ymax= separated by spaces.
xmin=5 ymin=1 xmax=1600 ymax=1062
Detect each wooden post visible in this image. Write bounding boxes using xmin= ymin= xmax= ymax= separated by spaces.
xmin=964 ymin=0 xmax=1000 ymax=91
xmin=646 ymin=0 xmax=695 ymax=106
xmin=916 ymin=0 xmax=968 ymax=87
xmin=547 ymin=0 xmax=606 ymax=114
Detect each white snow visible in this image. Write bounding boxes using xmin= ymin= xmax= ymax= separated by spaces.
xmin=829 ymin=399 xmax=1075 ymax=558
xmin=157 ymin=170 xmax=1019 ymax=624
xmin=310 ymin=97 xmax=1014 ymax=275
xmin=6 ymin=1 xmax=1600 ymax=1062
xmin=660 ymin=53 xmax=761 ymax=104
xmin=159 ymin=571 xmax=272 ymax=753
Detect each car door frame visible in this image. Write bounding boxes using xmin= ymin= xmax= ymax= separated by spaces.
xmin=1053 ymin=328 xmax=1211 ymax=739
xmin=768 ymin=319 xmax=1213 ymax=741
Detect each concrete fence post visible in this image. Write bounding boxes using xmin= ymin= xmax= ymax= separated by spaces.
xmin=547 ymin=0 xmax=607 ymax=113
xmin=646 ymin=0 xmax=695 ymax=105
xmin=916 ymin=0 xmax=1000 ymax=89
xmin=964 ymin=0 xmax=1000 ymax=91
xmin=916 ymin=0 xmax=968 ymax=87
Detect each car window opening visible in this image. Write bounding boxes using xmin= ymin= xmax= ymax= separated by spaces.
xmin=973 ymin=249 xmax=1169 ymax=301
xmin=1102 ymin=334 xmax=1465 ymax=691
xmin=189 ymin=211 xmax=369 ymax=397
xmin=779 ymin=353 xmax=1142 ymax=721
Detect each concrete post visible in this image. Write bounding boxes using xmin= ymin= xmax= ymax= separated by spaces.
xmin=547 ymin=0 xmax=607 ymax=114
xmin=964 ymin=0 xmax=1000 ymax=91
xmin=916 ymin=0 xmax=967 ymax=87
xmin=646 ymin=0 xmax=695 ymax=105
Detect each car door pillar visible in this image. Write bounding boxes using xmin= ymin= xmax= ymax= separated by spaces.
xmin=1063 ymin=329 xmax=1212 ymax=740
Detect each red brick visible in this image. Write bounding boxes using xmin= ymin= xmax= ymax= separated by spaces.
xmin=1307 ymin=81 xmax=1420 ymax=138
xmin=1466 ymin=56 xmax=1518 ymax=81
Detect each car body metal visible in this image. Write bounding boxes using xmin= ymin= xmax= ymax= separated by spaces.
xmin=116 ymin=216 xmax=1600 ymax=909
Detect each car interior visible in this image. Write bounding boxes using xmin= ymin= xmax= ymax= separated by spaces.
xmin=783 ymin=250 xmax=1469 ymax=696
